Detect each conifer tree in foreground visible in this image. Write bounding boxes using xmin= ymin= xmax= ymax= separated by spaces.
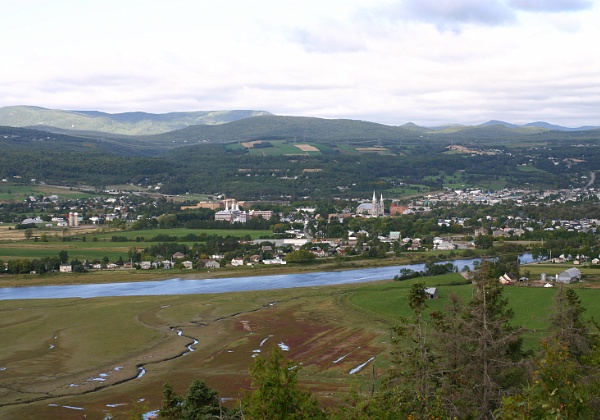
xmin=430 ymin=262 xmax=528 ymax=419
xmin=242 ymin=345 xmax=326 ymax=419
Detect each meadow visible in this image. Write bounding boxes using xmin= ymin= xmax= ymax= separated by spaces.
xmin=1 ymin=271 xmax=598 ymax=419
xmin=0 ymin=184 xmax=105 ymax=202
xmin=0 ymin=226 xmax=272 ymax=263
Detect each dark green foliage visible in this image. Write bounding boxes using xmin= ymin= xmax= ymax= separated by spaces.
xmin=379 ymin=283 xmax=445 ymax=418
xmin=497 ymin=340 xmax=591 ymax=419
xmin=159 ymin=380 xmax=230 ymax=419
xmin=242 ymin=346 xmax=325 ymax=420
xmin=284 ymin=249 xmax=316 ymax=264
xmin=549 ymin=285 xmax=594 ymax=359
xmin=3 ymin=122 xmax=599 ymax=200
xmin=385 ymin=262 xmax=528 ymax=419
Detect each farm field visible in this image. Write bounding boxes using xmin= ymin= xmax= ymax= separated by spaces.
xmin=0 ymin=183 xmax=106 ymax=202
xmin=1 ymin=274 xmax=598 ymax=419
xmin=0 ymin=227 xmax=273 ymax=262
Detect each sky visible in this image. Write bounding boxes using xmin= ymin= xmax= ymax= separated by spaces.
xmin=1 ymin=0 xmax=599 ymax=127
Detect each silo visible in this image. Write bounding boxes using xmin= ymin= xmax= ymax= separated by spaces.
xmin=540 ymin=273 xmax=546 ymax=282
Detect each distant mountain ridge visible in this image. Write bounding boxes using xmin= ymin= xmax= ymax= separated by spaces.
xmin=0 ymin=106 xmax=272 ymax=135
xmin=0 ymin=106 xmax=598 ymax=138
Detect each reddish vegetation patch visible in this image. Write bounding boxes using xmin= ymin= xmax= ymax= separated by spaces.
xmin=199 ymin=303 xmax=385 ymax=400
xmin=3 ymin=299 xmax=387 ymax=417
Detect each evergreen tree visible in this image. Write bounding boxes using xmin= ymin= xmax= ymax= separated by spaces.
xmin=549 ymin=285 xmax=593 ymax=360
xmin=159 ymin=380 xmax=225 ymax=419
xmin=242 ymin=346 xmax=325 ymax=419
xmin=497 ymin=340 xmax=590 ymax=419
xmin=432 ymin=262 xmax=528 ymax=418
xmin=159 ymin=382 xmax=183 ymax=419
xmin=380 ymin=282 xmax=443 ymax=418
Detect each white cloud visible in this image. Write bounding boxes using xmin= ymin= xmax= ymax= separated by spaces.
xmin=509 ymin=0 xmax=593 ymax=13
xmin=0 ymin=0 xmax=599 ymax=127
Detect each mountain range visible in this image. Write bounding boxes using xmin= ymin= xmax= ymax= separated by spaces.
xmin=1 ymin=106 xmax=598 ymax=138
xmin=0 ymin=106 xmax=271 ymax=136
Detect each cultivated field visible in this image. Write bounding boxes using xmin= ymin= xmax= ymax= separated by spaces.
xmin=1 ymin=273 xmax=599 ymax=419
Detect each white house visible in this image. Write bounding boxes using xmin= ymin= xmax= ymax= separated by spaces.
xmin=434 ymin=241 xmax=456 ymax=251
xmin=59 ymin=263 xmax=72 ymax=273
xmin=424 ymin=287 xmax=439 ymax=299
xmin=204 ymin=260 xmax=221 ymax=269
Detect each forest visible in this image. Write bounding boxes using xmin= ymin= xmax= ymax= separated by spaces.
xmin=2 ymin=122 xmax=599 ymax=200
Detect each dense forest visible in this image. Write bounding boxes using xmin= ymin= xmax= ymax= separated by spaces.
xmin=2 ymin=122 xmax=599 ymax=200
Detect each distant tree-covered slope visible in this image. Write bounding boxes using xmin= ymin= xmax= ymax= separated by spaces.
xmin=0 ymin=106 xmax=271 ymax=135
xmin=135 ymin=114 xmax=422 ymax=145
xmin=123 ymin=115 xmax=600 ymax=149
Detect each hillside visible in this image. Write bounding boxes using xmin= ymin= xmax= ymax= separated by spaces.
xmin=136 ymin=114 xmax=423 ymax=146
xmin=0 ymin=106 xmax=271 ymax=135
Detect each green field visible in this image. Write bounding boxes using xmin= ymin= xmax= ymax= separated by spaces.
xmin=79 ymin=227 xmax=272 ymax=241
xmin=0 ymin=183 xmax=106 ymax=202
xmin=0 ymin=227 xmax=272 ymax=262
xmin=346 ymin=274 xmax=600 ymax=350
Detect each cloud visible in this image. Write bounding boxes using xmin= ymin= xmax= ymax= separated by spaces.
xmin=389 ymin=0 xmax=516 ymax=29
xmin=292 ymin=27 xmax=367 ymax=53
xmin=509 ymin=0 xmax=593 ymax=13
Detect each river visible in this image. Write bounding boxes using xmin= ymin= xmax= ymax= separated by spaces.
xmin=0 ymin=254 xmax=534 ymax=301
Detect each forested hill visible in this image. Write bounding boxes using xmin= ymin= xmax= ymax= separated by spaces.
xmin=135 ymin=114 xmax=423 ymax=145
xmin=3 ymin=106 xmax=600 ymax=150
xmin=0 ymin=106 xmax=271 ymax=136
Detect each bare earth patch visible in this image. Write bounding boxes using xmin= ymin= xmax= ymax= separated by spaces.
xmin=295 ymin=144 xmax=319 ymax=152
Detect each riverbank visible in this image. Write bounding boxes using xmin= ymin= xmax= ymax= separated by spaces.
xmin=0 ymin=252 xmax=448 ymax=288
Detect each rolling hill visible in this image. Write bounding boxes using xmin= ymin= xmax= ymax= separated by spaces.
xmin=0 ymin=106 xmax=271 ymax=135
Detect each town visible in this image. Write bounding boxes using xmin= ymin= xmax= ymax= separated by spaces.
xmin=2 ymin=180 xmax=599 ymax=275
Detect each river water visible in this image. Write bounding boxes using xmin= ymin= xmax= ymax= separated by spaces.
xmin=0 ymin=254 xmax=534 ymax=301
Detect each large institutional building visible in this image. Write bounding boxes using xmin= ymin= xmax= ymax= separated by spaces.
xmin=214 ymin=199 xmax=273 ymax=223
xmin=356 ymin=191 xmax=385 ymax=217
xmin=214 ymin=199 xmax=248 ymax=223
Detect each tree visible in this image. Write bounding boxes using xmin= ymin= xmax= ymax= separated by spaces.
xmin=24 ymin=228 xmax=34 ymax=240
xmin=284 ymin=249 xmax=316 ymax=264
xmin=159 ymin=382 xmax=183 ymax=419
xmin=58 ymin=250 xmax=69 ymax=263
xmin=159 ymin=379 xmax=223 ymax=419
xmin=549 ymin=285 xmax=593 ymax=360
xmin=497 ymin=340 xmax=590 ymax=419
xmin=182 ymin=380 xmax=221 ymax=419
xmin=431 ymin=262 xmax=528 ymax=418
xmin=243 ymin=346 xmax=325 ymax=419
xmin=380 ymin=282 xmax=444 ymax=418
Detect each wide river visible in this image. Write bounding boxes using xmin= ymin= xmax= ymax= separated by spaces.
xmin=0 ymin=254 xmax=534 ymax=301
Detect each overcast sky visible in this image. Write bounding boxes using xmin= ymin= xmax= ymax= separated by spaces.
xmin=1 ymin=0 xmax=599 ymax=127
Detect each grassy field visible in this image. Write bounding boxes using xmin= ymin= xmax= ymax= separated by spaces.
xmin=1 ymin=271 xmax=598 ymax=418
xmin=0 ymin=184 xmax=106 ymax=202
xmin=0 ymin=226 xmax=273 ymax=262
xmin=346 ymin=273 xmax=600 ymax=350
xmin=81 ymin=228 xmax=271 ymax=240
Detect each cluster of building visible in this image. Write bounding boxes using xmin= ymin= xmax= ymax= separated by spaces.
xmin=409 ymin=185 xmax=600 ymax=208
xmin=213 ymin=199 xmax=273 ymax=223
